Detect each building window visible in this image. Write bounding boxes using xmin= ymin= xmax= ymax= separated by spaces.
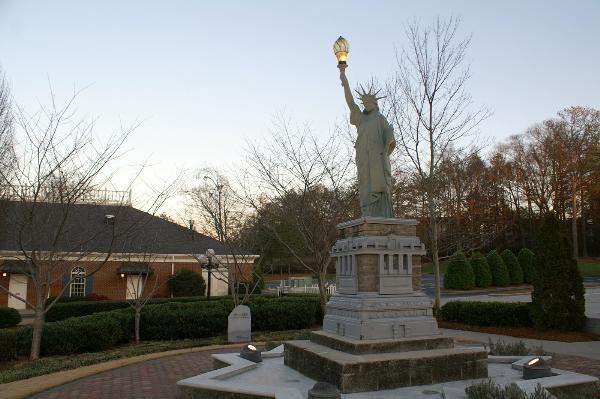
xmin=70 ymin=267 xmax=86 ymax=297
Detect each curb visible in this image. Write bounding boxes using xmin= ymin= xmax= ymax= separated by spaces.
xmin=0 ymin=342 xmax=250 ymax=399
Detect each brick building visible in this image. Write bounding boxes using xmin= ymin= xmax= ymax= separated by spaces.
xmin=0 ymin=200 xmax=256 ymax=309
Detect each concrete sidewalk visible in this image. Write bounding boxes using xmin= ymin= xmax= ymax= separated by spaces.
xmin=441 ymin=328 xmax=600 ymax=360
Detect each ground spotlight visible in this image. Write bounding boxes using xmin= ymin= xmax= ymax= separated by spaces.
xmin=240 ymin=344 xmax=262 ymax=363
xmin=523 ymin=357 xmax=552 ymax=380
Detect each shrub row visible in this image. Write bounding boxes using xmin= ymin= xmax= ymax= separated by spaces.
xmin=444 ymin=248 xmax=535 ymax=290
xmin=0 ymin=307 xmax=21 ymax=328
xmin=45 ymin=296 xmax=211 ymax=322
xmin=0 ymin=295 xmax=322 ymax=361
xmin=438 ymin=301 xmax=533 ymax=328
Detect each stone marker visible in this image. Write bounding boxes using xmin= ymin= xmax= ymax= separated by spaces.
xmin=228 ymin=305 xmax=251 ymax=343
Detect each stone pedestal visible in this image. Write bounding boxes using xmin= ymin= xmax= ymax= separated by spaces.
xmin=284 ymin=217 xmax=488 ymax=393
xmin=325 ymin=217 xmax=437 ymax=340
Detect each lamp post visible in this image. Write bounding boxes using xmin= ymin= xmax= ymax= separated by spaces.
xmin=197 ymin=248 xmax=220 ymax=300
xmin=333 ymin=36 xmax=349 ymax=65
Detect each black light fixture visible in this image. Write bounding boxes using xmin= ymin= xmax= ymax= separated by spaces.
xmin=239 ymin=344 xmax=262 ymax=363
xmin=523 ymin=357 xmax=552 ymax=380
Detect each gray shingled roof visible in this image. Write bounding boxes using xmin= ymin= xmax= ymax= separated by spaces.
xmin=0 ymin=201 xmax=227 ymax=255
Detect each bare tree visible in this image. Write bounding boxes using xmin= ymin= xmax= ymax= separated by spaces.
xmin=186 ymin=168 xmax=267 ymax=308
xmin=244 ymin=117 xmax=357 ymax=312
xmin=0 ymin=89 xmax=166 ymax=360
xmin=387 ymin=18 xmax=489 ymax=310
xmin=0 ymin=70 xmax=15 ymax=190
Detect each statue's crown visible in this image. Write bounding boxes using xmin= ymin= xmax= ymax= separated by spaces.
xmin=355 ymin=82 xmax=385 ymax=104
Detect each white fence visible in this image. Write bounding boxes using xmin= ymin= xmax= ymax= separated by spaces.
xmin=273 ymin=284 xmax=336 ymax=296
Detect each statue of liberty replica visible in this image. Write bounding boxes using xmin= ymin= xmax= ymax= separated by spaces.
xmin=336 ymin=41 xmax=395 ymax=218
xmin=284 ymin=36 xmax=487 ymax=393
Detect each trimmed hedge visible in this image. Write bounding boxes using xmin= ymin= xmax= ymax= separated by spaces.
xmin=439 ymin=301 xmax=533 ymax=327
xmin=470 ymin=252 xmax=492 ymax=288
xmin=0 ymin=295 xmax=322 ymax=361
xmin=45 ymin=296 xmax=211 ymax=322
xmin=0 ymin=307 xmax=21 ymax=328
xmin=518 ymin=248 xmax=535 ymax=284
xmin=444 ymin=252 xmax=475 ymax=289
xmin=501 ymin=249 xmax=524 ymax=285
xmin=487 ymin=250 xmax=509 ymax=287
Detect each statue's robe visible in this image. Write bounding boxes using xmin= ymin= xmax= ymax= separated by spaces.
xmin=351 ymin=108 xmax=395 ymax=218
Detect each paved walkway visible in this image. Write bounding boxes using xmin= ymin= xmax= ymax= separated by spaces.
xmin=28 ymin=347 xmax=239 ymax=399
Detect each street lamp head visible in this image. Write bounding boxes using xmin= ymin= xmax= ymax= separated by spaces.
xmin=206 ymin=248 xmax=216 ymax=257
xmin=333 ymin=36 xmax=349 ymax=65
xmin=197 ymin=254 xmax=208 ymax=264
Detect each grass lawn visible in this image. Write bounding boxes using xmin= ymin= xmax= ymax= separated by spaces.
xmin=578 ymin=259 xmax=600 ymax=277
xmin=0 ymin=329 xmax=312 ymax=384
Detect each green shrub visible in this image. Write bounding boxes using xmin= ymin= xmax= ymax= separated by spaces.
xmin=0 ymin=329 xmax=18 ymax=361
xmin=532 ymin=213 xmax=586 ymax=331
xmin=439 ymin=301 xmax=533 ymax=327
xmin=501 ymin=249 xmax=524 ymax=285
xmin=487 ymin=250 xmax=510 ymax=287
xmin=3 ymin=296 xmax=322 ymax=359
xmin=518 ymin=248 xmax=536 ymax=284
xmin=250 ymin=296 xmax=321 ymax=331
xmin=40 ymin=312 xmax=132 ymax=356
xmin=466 ymin=380 xmax=553 ymax=399
xmin=470 ymin=252 xmax=492 ymax=288
xmin=443 ymin=252 xmax=475 ymax=289
xmin=168 ymin=269 xmax=206 ymax=297
xmin=0 ymin=307 xmax=21 ymax=328
xmin=487 ymin=338 xmax=529 ymax=356
xmin=45 ymin=296 xmax=209 ymax=322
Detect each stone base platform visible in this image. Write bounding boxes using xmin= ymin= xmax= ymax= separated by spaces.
xmin=284 ymin=336 xmax=488 ymax=393
xmin=310 ymin=330 xmax=454 ymax=355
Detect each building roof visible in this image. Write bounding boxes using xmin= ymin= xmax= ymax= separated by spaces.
xmin=0 ymin=201 xmax=228 ymax=256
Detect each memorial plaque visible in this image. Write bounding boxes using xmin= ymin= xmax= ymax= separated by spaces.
xmin=228 ymin=304 xmax=251 ymax=343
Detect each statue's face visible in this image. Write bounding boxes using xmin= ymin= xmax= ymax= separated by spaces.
xmin=362 ymin=99 xmax=377 ymax=112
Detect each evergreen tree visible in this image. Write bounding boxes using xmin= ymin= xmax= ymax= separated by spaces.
xmin=470 ymin=252 xmax=492 ymax=288
xmin=501 ymin=249 xmax=524 ymax=285
xmin=518 ymin=248 xmax=535 ymax=284
xmin=532 ymin=213 xmax=585 ymax=331
xmin=444 ymin=252 xmax=475 ymax=290
xmin=487 ymin=250 xmax=509 ymax=287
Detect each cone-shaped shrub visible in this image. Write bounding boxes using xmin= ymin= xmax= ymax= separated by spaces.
xmin=518 ymin=248 xmax=535 ymax=284
xmin=470 ymin=252 xmax=492 ymax=288
xmin=501 ymin=249 xmax=523 ymax=285
xmin=531 ymin=213 xmax=585 ymax=331
xmin=487 ymin=250 xmax=509 ymax=287
xmin=444 ymin=252 xmax=475 ymax=290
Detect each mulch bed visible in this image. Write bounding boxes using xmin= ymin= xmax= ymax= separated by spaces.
xmin=438 ymin=321 xmax=600 ymax=342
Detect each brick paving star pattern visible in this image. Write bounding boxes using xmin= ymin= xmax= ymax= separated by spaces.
xmin=29 ymin=348 xmax=239 ymax=399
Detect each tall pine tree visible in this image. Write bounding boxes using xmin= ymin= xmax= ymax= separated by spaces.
xmin=532 ymin=213 xmax=585 ymax=331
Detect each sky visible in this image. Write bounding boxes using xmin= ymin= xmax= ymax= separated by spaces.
xmin=0 ymin=0 xmax=599 ymax=216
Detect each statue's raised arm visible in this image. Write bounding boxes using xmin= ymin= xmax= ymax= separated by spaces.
xmin=338 ymin=65 xmax=361 ymax=126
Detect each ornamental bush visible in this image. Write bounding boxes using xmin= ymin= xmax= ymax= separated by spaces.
xmin=0 ymin=307 xmax=21 ymax=328
xmin=439 ymin=301 xmax=533 ymax=327
xmin=486 ymin=250 xmax=509 ymax=287
xmin=443 ymin=252 xmax=475 ymax=290
xmin=531 ymin=213 xmax=586 ymax=331
xmin=518 ymin=248 xmax=536 ymax=284
xmin=168 ymin=269 xmax=206 ymax=297
xmin=501 ymin=249 xmax=524 ymax=285
xmin=0 ymin=295 xmax=323 ymax=360
xmin=470 ymin=252 xmax=492 ymax=288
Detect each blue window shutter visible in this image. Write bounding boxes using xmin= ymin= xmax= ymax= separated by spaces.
xmin=61 ymin=274 xmax=70 ymax=297
xmin=85 ymin=275 xmax=93 ymax=296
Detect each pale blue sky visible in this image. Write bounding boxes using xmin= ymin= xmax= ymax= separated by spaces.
xmin=0 ymin=0 xmax=599 ymax=213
